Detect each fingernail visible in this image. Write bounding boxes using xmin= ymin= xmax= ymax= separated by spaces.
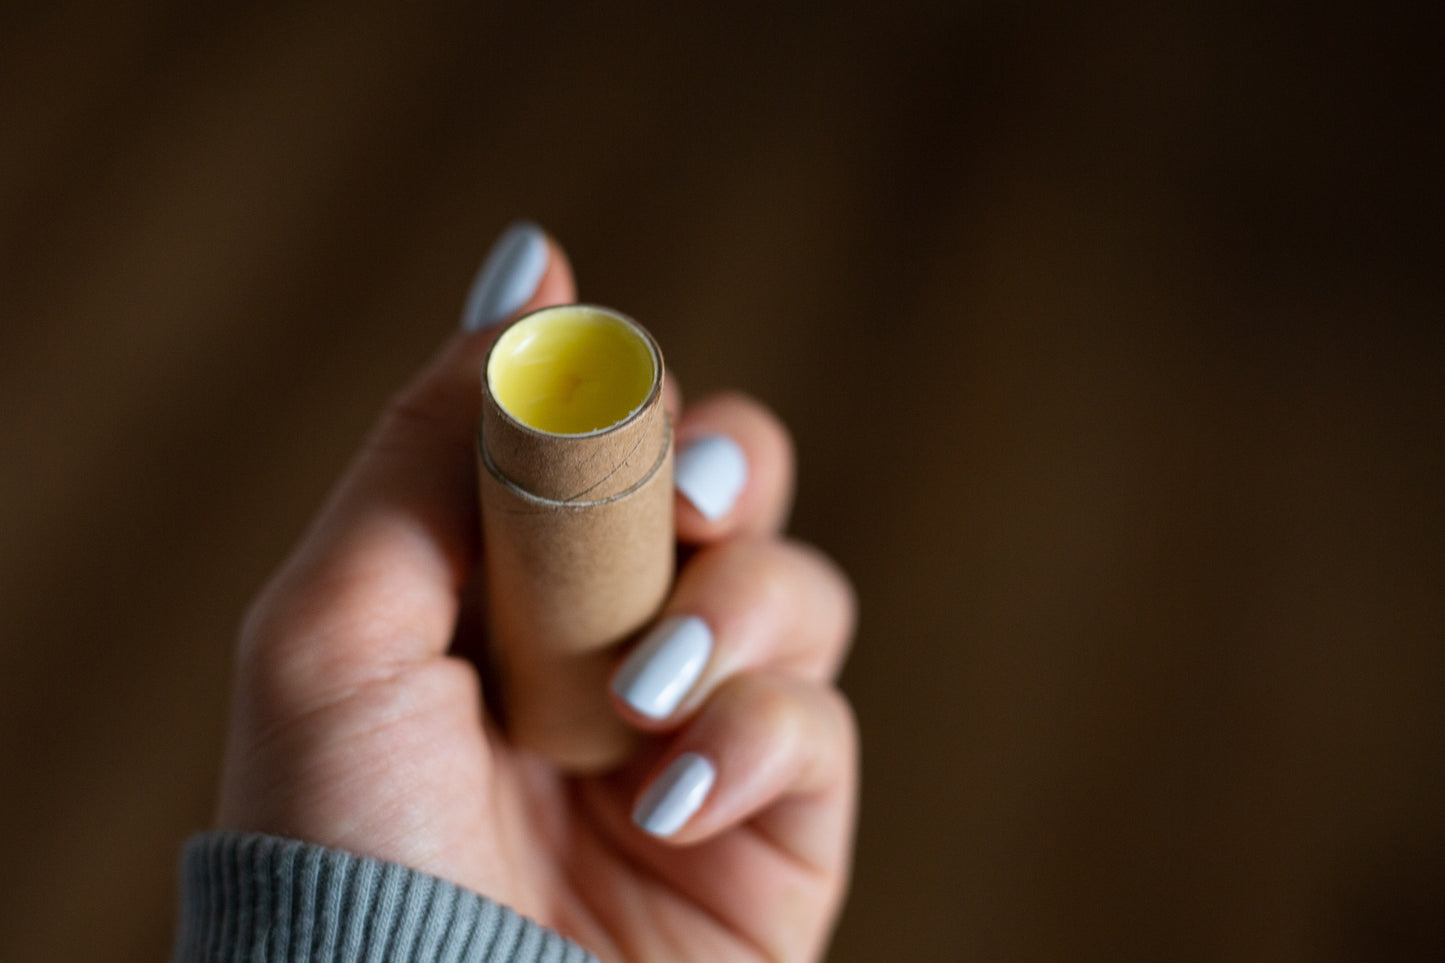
xmin=461 ymin=221 xmax=549 ymax=331
xmin=612 ymin=615 xmax=713 ymax=720
xmin=674 ymin=434 xmax=748 ymax=522
xmin=633 ymin=752 xmax=716 ymax=837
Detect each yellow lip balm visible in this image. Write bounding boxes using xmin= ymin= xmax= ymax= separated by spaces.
xmin=478 ymin=304 xmax=674 ymax=771
xmin=488 ymin=308 xmax=657 ymax=435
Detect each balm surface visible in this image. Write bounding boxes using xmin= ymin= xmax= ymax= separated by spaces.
xmin=488 ymin=306 xmax=657 ymax=435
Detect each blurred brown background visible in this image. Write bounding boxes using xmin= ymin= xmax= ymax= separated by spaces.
xmin=2 ymin=2 xmax=1442 ymax=960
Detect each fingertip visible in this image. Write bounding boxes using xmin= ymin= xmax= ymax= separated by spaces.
xmin=446 ymin=231 xmax=579 ymax=371
xmin=676 ymin=433 xmax=749 ymax=524
xmin=531 ymin=235 xmax=577 ymax=309
xmin=631 ymin=751 xmax=717 ymax=839
xmin=460 ymin=222 xmax=577 ymax=334
xmin=674 ymin=393 xmax=795 ymax=542
xmin=610 ymin=614 xmax=715 ymax=729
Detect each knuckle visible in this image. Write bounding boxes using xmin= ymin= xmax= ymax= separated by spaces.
xmin=238 ymin=571 xmax=309 ymax=668
xmin=741 ymin=540 xmax=799 ymax=610
xmin=819 ymin=685 xmax=858 ymax=744
xmin=726 ymin=392 xmax=795 ymax=470
xmin=784 ymin=538 xmax=857 ymax=625
xmin=729 ymin=673 xmax=808 ymax=739
xmin=371 ymin=385 xmax=452 ymax=453
xmin=704 ymin=538 xmax=802 ymax=630
xmin=236 ymin=564 xmax=407 ymax=707
xmin=680 ymin=536 xmax=857 ymax=671
xmin=680 ymin=536 xmax=781 ymax=597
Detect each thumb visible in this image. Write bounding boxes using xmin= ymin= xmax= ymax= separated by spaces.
xmin=241 ymin=223 xmax=576 ymax=703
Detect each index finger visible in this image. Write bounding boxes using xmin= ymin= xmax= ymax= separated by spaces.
xmin=673 ymin=392 xmax=795 ymax=543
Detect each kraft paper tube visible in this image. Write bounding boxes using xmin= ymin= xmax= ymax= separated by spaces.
xmin=477 ymin=304 xmax=674 ymax=771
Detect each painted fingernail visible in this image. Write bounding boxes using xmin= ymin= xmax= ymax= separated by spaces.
xmin=633 ymin=752 xmax=716 ymax=837
xmin=461 ymin=221 xmax=549 ymax=331
xmin=674 ymin=434 xmax=748 ymax=522
xmin=612 ymin=615 xmax=713 ymax=720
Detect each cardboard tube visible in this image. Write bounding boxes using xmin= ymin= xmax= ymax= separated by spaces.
xmin=477 ymin=304 xmax=673 ymax=771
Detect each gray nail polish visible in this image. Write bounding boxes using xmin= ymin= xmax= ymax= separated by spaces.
xmin=612 ymin=615 xmax=713 ymax=720
xmin=632 ymin=752 xmax=716 ymax=837
xmin=674 ymin=434 xmax=748 ymax=522
xmin=460 ymin=221 xmax=549 ymax=331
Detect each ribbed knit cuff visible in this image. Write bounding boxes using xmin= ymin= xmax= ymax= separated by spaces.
xmin=173 ymin=832 xmax=601 ymax=963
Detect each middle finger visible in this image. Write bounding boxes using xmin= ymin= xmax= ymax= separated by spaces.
xmin=609 ymin=536 xmax=856 ymax=729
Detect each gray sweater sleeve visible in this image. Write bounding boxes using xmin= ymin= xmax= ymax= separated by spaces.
xmin=174 ymin=832 xmax=603 ymax=963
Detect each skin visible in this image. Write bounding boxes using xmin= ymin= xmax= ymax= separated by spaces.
xmin=217 ymin=240 xmax=859 ymax=962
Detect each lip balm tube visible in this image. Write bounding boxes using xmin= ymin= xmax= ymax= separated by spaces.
xmin=477 ymin=304 xmax=673 ymax=771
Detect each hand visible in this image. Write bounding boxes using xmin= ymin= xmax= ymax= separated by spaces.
xmin=217 ymin=233 xmax=859 ymax=962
